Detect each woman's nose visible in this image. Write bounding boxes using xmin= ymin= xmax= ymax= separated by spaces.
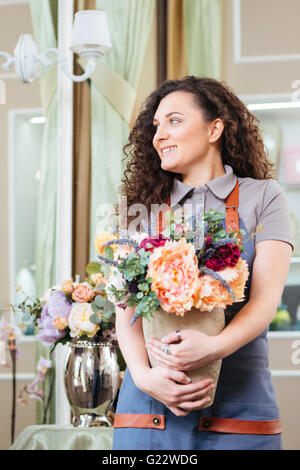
xmin=154 ymin=124 xmax=169 ymax=142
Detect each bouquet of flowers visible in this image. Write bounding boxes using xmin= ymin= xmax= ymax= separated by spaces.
xmin=95 ymin=209 xmax=249 ymax=325
xmin=18 ymin=274 xmax=117 ymax=351
xmin=94 ymin=208 xmax=250 ymax=409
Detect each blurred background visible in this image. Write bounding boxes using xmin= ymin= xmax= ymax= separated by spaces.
xmin=0 ymin=0 xmax=299 ymax=450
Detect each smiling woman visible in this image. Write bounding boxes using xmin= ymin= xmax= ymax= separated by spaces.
xmin=152 ymin=91 xmax=225 ymax=182
xmin=112 ymin=75 xmax=293 ymax=450
xmin=114 ymin=76 xmax=272 ymax=229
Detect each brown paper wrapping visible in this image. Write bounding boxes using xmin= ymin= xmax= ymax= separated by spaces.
xmin=142 ymin=307 xmax=225 ymax=409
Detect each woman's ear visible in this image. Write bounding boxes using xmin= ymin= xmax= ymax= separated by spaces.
xmin=208 ymin=119 xmax=224 ymax=143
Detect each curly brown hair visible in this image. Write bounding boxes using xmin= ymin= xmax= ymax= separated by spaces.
xmin=115 ymin=76 xmax=274 ymax=228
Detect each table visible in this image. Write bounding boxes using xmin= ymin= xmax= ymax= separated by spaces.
xmin=9 ymin=425 xmax=114 ymax=450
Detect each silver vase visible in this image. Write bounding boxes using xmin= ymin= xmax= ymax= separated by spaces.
xmin=64 ymin=338 xmax=120 ymax=427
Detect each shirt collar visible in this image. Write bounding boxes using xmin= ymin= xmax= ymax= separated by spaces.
xmin=170 ymin=164 xmax=238 ymax=207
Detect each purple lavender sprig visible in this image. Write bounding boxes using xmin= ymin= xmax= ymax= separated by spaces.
xmin=130 ymin=312 xmax=140 ymax=326
xmin=213 ymin=238 xmax=239 ymax=247
xmin=103 ymin=238 xmax=140 ymax=251
xmin=97 ymin=255 xmax=120 ymax=267
xmin=199 ymin=266 xmax=236 ymax=301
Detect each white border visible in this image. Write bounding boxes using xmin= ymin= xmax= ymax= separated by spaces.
xmin=233 ymin=0 xmax=300 ymax=64
xmin=8 ymin=107 xmax=44 ymax=322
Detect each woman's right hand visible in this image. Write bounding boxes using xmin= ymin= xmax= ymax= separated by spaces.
xmin=134 ymin=366 xmax=215 ymax=417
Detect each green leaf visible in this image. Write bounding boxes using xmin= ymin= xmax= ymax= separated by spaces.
xmin=89 ymin=313 xmax=102 ymax=325
xmin=94 ymin=295 xmax=106 ymax=308
xmin=104 ymin=246 xmax=114 ymax=260
xmin=91 ymin=302 xmax=100 ymax=313
xmin=103 ymin=301 xmax=114 ymax=315
xmin=86 ymin=262 xmax=102 ymax=275
xmin=96 ymin=283 xmax=106 ymax=290
xmin=136 ymin=292 xmax=144 ymax=299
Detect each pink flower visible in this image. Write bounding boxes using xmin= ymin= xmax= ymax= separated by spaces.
xmin=53 ymin=316 xmax=68 ymax=331
xmin=147 ymin=238 xmax=199 ymax=315
xmin=61 ymin=280 xmax=74 ymax=294
xmin=72 ymin=284 xmax=95 ymax=303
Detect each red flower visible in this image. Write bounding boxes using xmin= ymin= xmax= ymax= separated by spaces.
xmin=218 ymin=243 xmax=240 ymax=267
xmin=205 ymin=236 xmax=213 ymax=247
xmin=205 ymin=243 xmax=240 ymax=271
xmin=139 ymin=234 xmax=168 ymax=252
xmin=205 ymin=256 xmax=226 ymax=271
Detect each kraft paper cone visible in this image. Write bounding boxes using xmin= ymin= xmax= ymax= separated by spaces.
xmin=142 ymin=307 xmax=225 ymax=409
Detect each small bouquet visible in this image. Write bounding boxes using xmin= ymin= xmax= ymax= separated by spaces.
xmin=95 ymin=209 xmax=249 ymax=325
xmin=18 ymin=274 xmax=117 ymax=351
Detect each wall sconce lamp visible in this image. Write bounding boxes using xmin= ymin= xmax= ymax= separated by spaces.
xmin=0 ymin=10 xmax=112 ymax=83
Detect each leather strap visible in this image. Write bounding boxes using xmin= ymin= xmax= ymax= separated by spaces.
xmin=199 ymin=417 xmax=282 ymax=435
xmin=114 ymin=414 xmax=165 ymax=430
xmin=225 ymin=179 xmax=240 ymax=234
xmin=160 ymin=179 xmax=240 ymax=235
xmin=114 ymin=414 xmax=282 ymax=434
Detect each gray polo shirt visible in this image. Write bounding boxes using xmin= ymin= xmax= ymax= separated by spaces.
xmin=170 ymin=164 xmax=294 ymax=251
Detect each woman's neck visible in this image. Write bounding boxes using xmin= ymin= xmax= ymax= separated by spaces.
xmin=181 ymin=161 xmax=226 ymax=188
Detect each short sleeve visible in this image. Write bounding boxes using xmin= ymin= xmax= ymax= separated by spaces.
xmin=254 ymin=179 xmax=294 ymax=251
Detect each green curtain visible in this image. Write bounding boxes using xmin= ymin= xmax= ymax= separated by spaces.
xmin=89 ymin=0 xmax=155 ymax=259
xmin=184 ymin=0 xmax=223 ymax=78
xmin=29 ymin=0 xmax=58 ymax=424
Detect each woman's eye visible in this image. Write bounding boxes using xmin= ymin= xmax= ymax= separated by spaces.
xmin=171 ymin=118 xmax=180 ymax=124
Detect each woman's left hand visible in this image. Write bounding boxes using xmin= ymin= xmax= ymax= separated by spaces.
xmin=146 ymin=330 xmax=221 ymax=371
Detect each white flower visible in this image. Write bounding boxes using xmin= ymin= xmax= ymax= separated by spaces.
xmin=105 ymin=269 xmax=126 ymax=305
xmin=68 ymin=303 xmax=99 ymax=338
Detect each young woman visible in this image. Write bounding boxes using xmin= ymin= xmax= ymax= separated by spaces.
xmin=112 ymin=76 xmax=294 ymax=450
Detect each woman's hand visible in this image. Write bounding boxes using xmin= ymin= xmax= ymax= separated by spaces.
xmin=135 ymin=366 xmax=215 ymax=417
xmin=146 ymin=329 xmax=221 ymax=371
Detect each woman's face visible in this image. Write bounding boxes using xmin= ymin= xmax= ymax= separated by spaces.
xmin=152 ymin=90 xmax=222 ymax=174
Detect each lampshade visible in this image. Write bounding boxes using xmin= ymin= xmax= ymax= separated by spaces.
xmin=70 ymin=10 xmax=112 ymax=56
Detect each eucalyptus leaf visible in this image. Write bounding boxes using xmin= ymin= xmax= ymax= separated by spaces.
xmin=91 ymin=302 xmax=100 ymax=313
xmin=96 ymin=283 xmax=106 ymax=290
xmin=86 ymin=262 xmax=102 ymax=275
xmin=89 ymin=313 xmax=102 ymax=325
xmin=103 ymin=302 xmax=114 ymax=316
xmin=94 ymin=295 xmax=106 ymax=308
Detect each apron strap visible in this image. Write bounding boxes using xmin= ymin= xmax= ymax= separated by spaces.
xmin=199 ymin=417 xmax=282 ymax=435
xmin=225 ymin=179 xmax=240 ymax=234
xmin=160 ymin=179 xmax=240 ymax=235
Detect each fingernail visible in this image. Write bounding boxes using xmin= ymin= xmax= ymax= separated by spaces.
xmin=186 ymin=377 xmax=192 ymax=383
xmin=161 ymin=337 xmax=166 ymax=342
